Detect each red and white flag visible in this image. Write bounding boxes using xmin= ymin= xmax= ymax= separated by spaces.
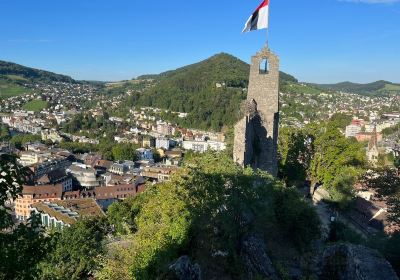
xmin=242 ymin=0 xmax=269 ymax=33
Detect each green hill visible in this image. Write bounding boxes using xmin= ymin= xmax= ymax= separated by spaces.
xmin=0 ymin=60 xmax=81 ymax=99
xmin=0 ymin=78 xmax=32 ymax=99
xmin=313 ymin=80 xmax=400 ymax=95
xmin=0 ymin=60 xmax=76 ymax=84
xmin=117 ymin=53 xmax=298 ymax=131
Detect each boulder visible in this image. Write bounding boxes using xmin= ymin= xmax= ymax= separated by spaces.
xmin=319 ymin=243 xmax=398 ymax=280
xmin=169 ymin=256 xmax=202 ymax=280
xmin=241 ymin=234 xmax=278 ymax=280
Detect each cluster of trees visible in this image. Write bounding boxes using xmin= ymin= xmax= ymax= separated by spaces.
xmin=278 ymin=121 xmax=400 ymax=273
xmin=0 ymin=124 xmax=10 ymax=141
xmin=61 ymin=113 xmax=116 ymax=136
xmin=98 ymin=152 xmax=320 ymax=279
xmin=0 ymin=154 xmax=108 ymax=279
xmin=0 ymin=151 xmax=321 ymax=279
xmin=382 ymin=122 xmax=400 ymax=137
xmin=59 ymin=140 xmax=140 ymax=162
xmin=279 ymin=117 xmax=367 ymax=208
xmin=9 ymin=134 xmax=42 ymax=149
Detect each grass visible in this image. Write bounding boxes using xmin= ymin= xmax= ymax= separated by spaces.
xmin=0 ymin=79 xmax=31 ymax=99
xmin=22 ymin=99 xmax=48 ymax=112
xmin=384 ymin=84 xmax=400 ymax=92
xmin=283 ymin=82 xmax=323 ymax=95
xmin=6 ymin=75 xmax=29 ymax=82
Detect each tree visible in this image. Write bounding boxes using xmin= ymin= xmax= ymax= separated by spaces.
xmin=111 ymin=143 xmax=138 ymax=161
xmin=97 ymin=152 xmax=320 ymax=279
xmin=9 ymin=134 xmax=42 ymax=150
xmin=361 ymin=167 xmax=400 ymax=223
xmin=0 ymin=124 xmax=10 ymax=141
xmin=0 ymin=154 xmax=49 ymax=280
xmin=329 ymin=113 xmax=352 ymax=130
xmin=278 ymin=127 xmax=312 ymax=187
xmin=309 ymin=124 xmax=366 ymax=207
xmin=394 ymin=155 xmax=400 ymax=170
xmin=0 ymin=154 xmax=30 ymax=228
xmin=38 ymin=218 xmax=108 ymax=280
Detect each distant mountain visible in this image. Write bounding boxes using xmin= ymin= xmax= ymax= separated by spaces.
xmin=312 ymin=80 xmax=400 ymax=95
xmin=119 ymin=53 xmax=298 ymax=131
xmin=0 ymin=60 xmax=76 ymax=84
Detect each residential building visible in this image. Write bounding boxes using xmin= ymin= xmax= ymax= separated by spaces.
xmin=15 ymin=184 xmax=63 ymax=221
xmin=136 ymin=148 xmax=153 ymax=161
xmin=156 ymin=137 xmax=172 ymax=150
xmin=31 ymin=199 xmax=104 ymax=229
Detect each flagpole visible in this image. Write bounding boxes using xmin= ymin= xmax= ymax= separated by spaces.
xmin=266 ymin=0 xmax=270 ymax=48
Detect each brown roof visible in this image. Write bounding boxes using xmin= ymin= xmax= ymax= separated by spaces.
xmin=22 ymin=184 xmax=63 ymax=199
xmin=37 ymin=169 xmax=67 ymax=184
xmin=95 ymin=159 xmax=113 ymax=169
xmin=37 ymin=174 xmax=51 ymax=184
xmin=95 ymin=184 xmax=137 ymax=199
xmin=165 ymin=150 xmax=183 ymax=158
xmin=32 ymin=198 xmax=104 ymax=225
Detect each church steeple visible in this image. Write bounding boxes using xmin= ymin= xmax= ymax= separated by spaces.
xmin=367 ymin=125 xmax=379 ymax=165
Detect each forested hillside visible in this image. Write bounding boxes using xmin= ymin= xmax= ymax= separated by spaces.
xmin=313 ymin=80 xmax=400 ymax=95
xmin=115 ymin=53 xmax=298 ymax=131
xmin=0 ymin=60 xmax=76 ymax=84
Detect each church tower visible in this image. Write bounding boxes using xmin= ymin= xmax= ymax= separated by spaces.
xmin=367 ymin=126 xmax=379 ymax=166
xmin=233 ymin=45 xmax=280 ymax=176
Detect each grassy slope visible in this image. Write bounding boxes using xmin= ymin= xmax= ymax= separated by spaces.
xmin=22 ymin=99 xmax=48 ymax=112
xmin=282 ymin=82 xmax=324 ymax=95
xmin=0 ymin=79 xmax=31 ymax=99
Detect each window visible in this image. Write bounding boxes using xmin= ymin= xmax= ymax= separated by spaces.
xmin=259 ymin=58 xmax=269 ymax=74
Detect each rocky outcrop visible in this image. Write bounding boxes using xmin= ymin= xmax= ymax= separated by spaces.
xmin=168 ymin=256 xmax=202 ymax=280
xmin=319 ymin=243 xmax=398 ymax=280
xmin=241 ymin=234 xmax=278 ymax=280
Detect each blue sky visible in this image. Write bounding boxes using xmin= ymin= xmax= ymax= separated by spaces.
xmin=0 ymin=0 xmax=399 ymax=83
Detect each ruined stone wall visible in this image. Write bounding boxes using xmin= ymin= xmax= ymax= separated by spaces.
xmin=233 ymin=45 xmax=280 ymax=176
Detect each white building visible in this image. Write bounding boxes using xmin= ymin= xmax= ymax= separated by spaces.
xmin=182 ymin=140 xmax=226 ymax=153
xmin=345 ymin=124 xmax=362 ymax=138
xmin=67 ymin=163 xmax=100 ymax=189
xmin=156 ymin=138 xmax=172 ymax=150
xmin=19 ymin=152 xmax=40 ymax=166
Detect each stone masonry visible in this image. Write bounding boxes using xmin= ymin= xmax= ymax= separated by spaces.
xmin=233 ymin=45 xmax=280 ymax=176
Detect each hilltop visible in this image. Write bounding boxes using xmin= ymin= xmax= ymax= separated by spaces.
xmin=109 ymin=53 xmax=299 ymax=131
xmin=138 ymin=52 xmax=298 ymax=86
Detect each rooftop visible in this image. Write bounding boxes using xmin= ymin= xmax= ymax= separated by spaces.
xmin=32 ymin=198 xmax=104 ymax=225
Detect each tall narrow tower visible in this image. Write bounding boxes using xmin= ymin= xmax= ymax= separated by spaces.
xmin=233 ymin=45 xmax=280 ymax=176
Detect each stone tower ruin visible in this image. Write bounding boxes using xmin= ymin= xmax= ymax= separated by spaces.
xmin=233 ymin=45 xmax=279 ymax=176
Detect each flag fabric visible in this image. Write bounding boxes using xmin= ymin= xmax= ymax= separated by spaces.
xmin=242 ymin=0 xmax=269 ymax=33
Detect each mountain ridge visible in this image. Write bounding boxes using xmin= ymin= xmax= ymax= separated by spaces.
xmin=0 ymin=60 xmax=76 ymax=84
xmin=311 ymin=80 xmax=400 ymax=95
